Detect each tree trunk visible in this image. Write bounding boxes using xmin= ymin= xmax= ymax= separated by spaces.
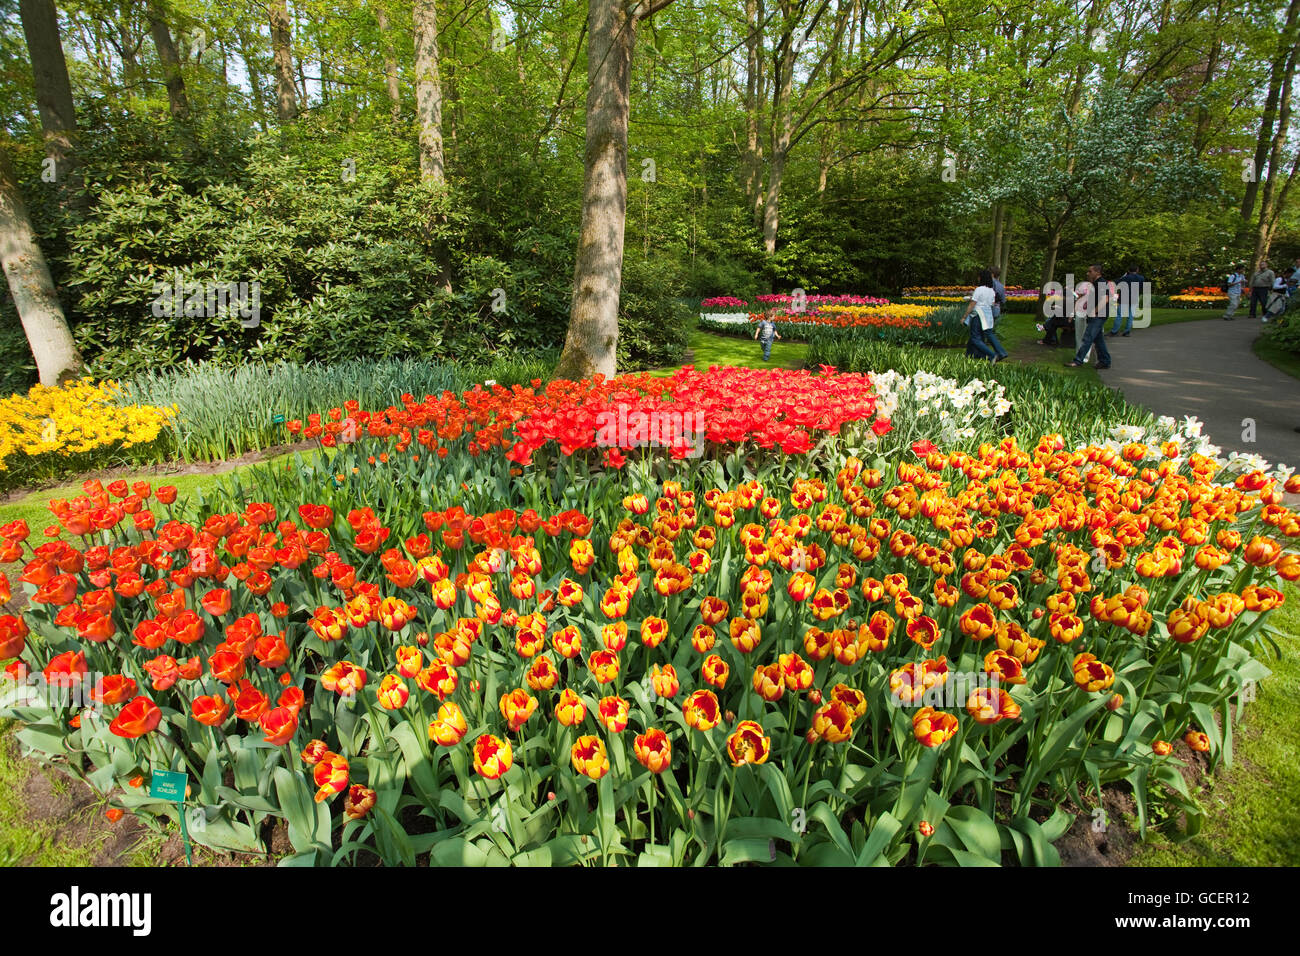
xmin=217 ymin=36 xmax=229 ymax=112
xmin=117 ymin=14 xmax=141 ymax=101
xmin=375 ymin=7 xmax=403 ymax=123
xmin=817 ymin=130 xmax=830 ymax=194
xmin=1037 ymin=225 xmax=1062 ymax=321
xmin=762 ymin=109 xmax=790 ymax=255
xmin=741 ymin=0 xmax=763 ymax=219
xmin=1241 ymin=0 xmax=1300 ymax=225
xmin=269 ymin=0 xmax=298 ymax=124
xmin=1192 ymin=31 xmax=1221 ymax=156
xmin=18 ymin=0 xmax=80 ymax=190
xmin=999 ymin=209 xmax=1013 ymax=281
xmin=0 ymin=141 xmax=84 ymax=386
xmin=762 ymin=13 xmax=794 ymax=256
xmin=1251 ymin=44 xmax=1297 ymax=271
xmin=1262 ymin=148 xmax=1300 ymax=252
xmin=238 ymin=26 xmax=269 ymax=132
xmin=990 ymin=203 xmax=1005 ymax=266
xmin=414 ymin=0 xmax=446 ymax=183
xmin=554 ymin=0 xmax=638 ymax=380
xmin=319 ymin=31 xmax=330 ymax=106
xmin=148 ymin=4 xmax=189 ymax=121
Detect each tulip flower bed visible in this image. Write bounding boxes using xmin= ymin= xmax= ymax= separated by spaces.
xmin=698 ymin=304 xmax=965 ymax=347
xmin=699 ymin=294 xmax=891 ymax=315
xmin=900 ymin=288 xmax=1063 ymax=315
xmin=1 ymin=364 xmax=1297 ymax=867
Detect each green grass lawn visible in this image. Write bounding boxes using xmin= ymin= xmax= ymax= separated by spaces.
xmin=1252 ymin=334 xmax=1300 ymax=382
xmin=1125 ymin=584 xmax=1300 ymax=866
xmin=650 ymin=328 xmax=809 ymax=376
xmin=0 ymin=450 xmax=309 ymax=540
xmin=0 ymin=719 xmax=103 ymax=865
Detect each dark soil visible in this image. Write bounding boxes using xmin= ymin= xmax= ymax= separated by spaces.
xmin=1053 ymin=735 xmax=1215 ymax=866
xmin=1055 ymin=787 xmax=1141 ymax=867
xmin=7 ymin=733 xmax=278 ymax=867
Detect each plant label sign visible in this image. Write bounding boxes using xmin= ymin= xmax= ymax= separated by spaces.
xmin=150 ymin=769 xmax=187 ymax=803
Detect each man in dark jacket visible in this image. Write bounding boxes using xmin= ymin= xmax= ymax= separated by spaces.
xmin=1108 ymin=265 xmax=1145 ymax=336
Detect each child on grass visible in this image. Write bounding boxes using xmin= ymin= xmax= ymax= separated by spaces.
xmin=754 ymin=310 xmax=781 ymax=361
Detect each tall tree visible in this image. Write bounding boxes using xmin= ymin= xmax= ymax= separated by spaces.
xmin=1250 ymin=42 xmax=1298 ymax=270
xmin=756 ymin=0 xmax=934 ymax=255
xmin=18 ymin=0 xmax=80 ymax=191
xmin=1240 ymin=0 xmax=1300 ymax=231
xmin=147 ymin=1 xmax=190 ymax=121
xmin=741 ymin=0 xmax=765 ymax=225
xmin=555 ymin=0 xmax=675 ymax=380
xmin=0 ymin=139 xmax=84 ymax=385
xmin=269 ymin=0 xmax=298 ymax=124
xmin=236 ymin=22 xmax=270 ymax=132
xmin=374 ymin=6 xmax=403 ymax=123
xmin=981 ymin=82 xmax=1209 ymax=318
xmin=414 ymin=0 xmax=446 ymax=183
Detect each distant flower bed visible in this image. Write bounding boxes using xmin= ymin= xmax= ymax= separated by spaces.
xmin=700 ymin=303 xmax=966 ymax=348
xmin=699 ymin=293 xmax=891 ymax=313
xmin=1170 ymin=291 xmax=1227 ymax=306
xmin=699 ymin=296 xmax=750 ymax=310
xmin=756 ymin=294 xmax=890 ymax=308
xmin=902 ymin=286 xmax=1042 ymax=300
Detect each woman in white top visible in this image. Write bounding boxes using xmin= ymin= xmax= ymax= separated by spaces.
xmin=960 ymin=270 xmax=1009 ymax=362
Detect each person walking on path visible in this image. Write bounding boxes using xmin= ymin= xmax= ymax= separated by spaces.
xmin=1066 ymin=264 xmax=1112 ymax=369
xmin=1248 ymin=261 xmax=1275 ymax=319
xmin=1222 ymin=264 xmax=1246 ymax=320
xmin=1108 ymin=265 xmax=1145 ymax=336
xmin=960 ymin=270 xmax=1007 ymax=363
xmin=754 ymin=310 xmax=781 ymax=361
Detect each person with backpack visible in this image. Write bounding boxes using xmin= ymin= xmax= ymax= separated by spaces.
xmin=1222 ymin=265 xmax=1246 ymax=320
xmin=1066 ymin=264 xmax=1112 ymax=369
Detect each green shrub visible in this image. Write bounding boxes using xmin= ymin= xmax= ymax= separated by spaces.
xmin=1261 ymin=306 xmax=1300 ymax=356
xmin=617 ymin=256 xmax=692 ymax=370
xmin=0 ymin=307 xmax=36 ymax=396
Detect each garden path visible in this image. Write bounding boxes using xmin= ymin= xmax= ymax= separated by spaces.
xmin=1096 ymin=319 xmax=1300 ymax=472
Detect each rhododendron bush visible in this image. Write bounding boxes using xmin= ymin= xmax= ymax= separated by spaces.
xmin=1 ymin=366 xmax=1297 ymax=867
